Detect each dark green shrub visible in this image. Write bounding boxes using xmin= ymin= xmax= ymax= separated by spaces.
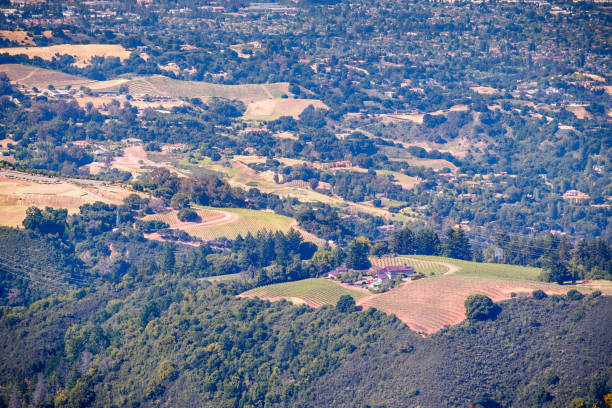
xmin=464 ymin=294 xmax=500 ymax=321
xmin=336 ymin=295 xmax=356 ymax=313
xmin=532 ymin=289 xmax=548 ymax=299
xmin=177 ymin=208 xmax=199 ymax=222
xmin=567 ymin=289 xmax=584 ymax=301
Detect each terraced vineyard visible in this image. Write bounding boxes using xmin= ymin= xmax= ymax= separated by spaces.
xmin=182 ymin=207 xmax=297 ymax=241
xmin=143 ymin=208 xmax=225 ymax=227
xmin=97 ymin=75 xmax=290 ymax=102
xmin=357 ymin=275 xmax=570 ymax=335
xmin=370 ymin=256 xmax=449 ymax=276
xmin=240 ymin=278 xmax=366 ymax=307
xmin=410 ymin=255 xmax=543 ymax=281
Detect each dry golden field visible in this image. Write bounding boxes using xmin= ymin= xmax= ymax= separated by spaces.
xmin=0 ymin=44 xmax=131 ymax=67
xmin=0 ymin=170 xmax=132 ymax=227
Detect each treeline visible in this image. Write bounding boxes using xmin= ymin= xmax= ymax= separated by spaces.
xmin=133 ymin=168 xmax=247 ymax=208
xmin=369 ymin=226 xmax=472 ymax=260
xmin=493 ymin=232 xmax=612 ymax=282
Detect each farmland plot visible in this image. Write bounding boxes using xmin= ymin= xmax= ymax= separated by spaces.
xmin=240 ymin=278 xmax=366 ymax=307
xmin=145 ymin=206 xmax=311 ymax=242
xmin=186 ymin=207 xmax=296 ymax=241
xmin=370 ymin=256 xmax=449 ymax=276
xmin=357 ymin=275 xmax=571 ymax=335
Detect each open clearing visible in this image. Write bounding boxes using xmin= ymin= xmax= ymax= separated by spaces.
xmin=471 ymin=86 xmax=499 ymax=95
xmin=110 ymin=145 xmax=163 ymax=173
xmin=0 ymin=169 xmax=132 ymax=227
xmin=0 ymin=44 xmax=131 ymax=67
xmin=405 ymin=157 xmax=457 ymax=172
xmin=239 ymin=278 xmax=366 ymax=307
xmin=566 ymin=104 xmax=592 ymax=119
xmin=0 ymin=64 xmax=98 ymax=89
xmin=376 ymin=170 xmax=420 ymax=189
xmin=0 ymin=30 xmax=34 ymax=45
xmin=244 ymin=98 xmax=328 ymax=120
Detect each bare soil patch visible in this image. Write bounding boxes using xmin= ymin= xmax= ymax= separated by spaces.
xmin=566 ymin=105 xmax=591 ymax=119
xmin=471 ymin=86 xmax=499 ymax=95
xmin=244 ymin=98 xmax=328 ymax=120
xmin=111 ymin=145 xmax=162 ymax=173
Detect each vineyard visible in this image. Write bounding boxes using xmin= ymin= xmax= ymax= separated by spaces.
xmin=186 ymin=208 xmax=295 ymax=240
xmin=240 ymin=278 xmax=366 ymax=308
xmin=95 ymin=75 xmax=290 ymax=102
xmin=357 ymin=275 xmax=570 ymax=335
xmin=143 ymin=208 xmax=226 ymax=228
xmin=370 ymin=256 xmax=449 ymax=276
xmin=410 ymin=255 xmax=543 ymax=281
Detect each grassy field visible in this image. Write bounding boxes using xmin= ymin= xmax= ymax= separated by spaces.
xmin=376 ymin=170 xmax=420 ymax=189
xmin=410 ymin=255 xmax=543 ymax=281
xmin=0 ymin=64 xmax=97 ymax=88
xmin=240 ymin=278 xmax=366 ymax=307
xmin=143 ymin=205 xmax=299 ymax=241
xmin=405 ymin=157 xmax=457 ymax=172
xmin=0 ymin=30 xmax=33 ymax=45
xmin=0 ymin=44 xmax=130 ymax=67
xmin=202 ymin=273 xmax=242 ymax=282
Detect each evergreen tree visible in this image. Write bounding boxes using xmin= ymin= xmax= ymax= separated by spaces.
xmin=542 ymin=254 xmax=572 ymax=284
xmin=442 ymin=227 xmax=471 ymax=260
xmin=417 ymin=229 xmax=441 ymax=255
xmin=346 ymin=237 xmax=371 ymax=270
xmin=391 ymin=227 xmax=416 ymax=254
xmin=160 ymin=243 xmax=176 ymax=273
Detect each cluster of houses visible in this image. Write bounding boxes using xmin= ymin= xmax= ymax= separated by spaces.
xmin=327 ymin=264 xmax=418 ymax=288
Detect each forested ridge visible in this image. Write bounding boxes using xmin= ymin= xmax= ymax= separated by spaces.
xmin=1 ymin=265 xmax=610 ymax=407
xmin=0 ymin=201 xmax=610 ymax=407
